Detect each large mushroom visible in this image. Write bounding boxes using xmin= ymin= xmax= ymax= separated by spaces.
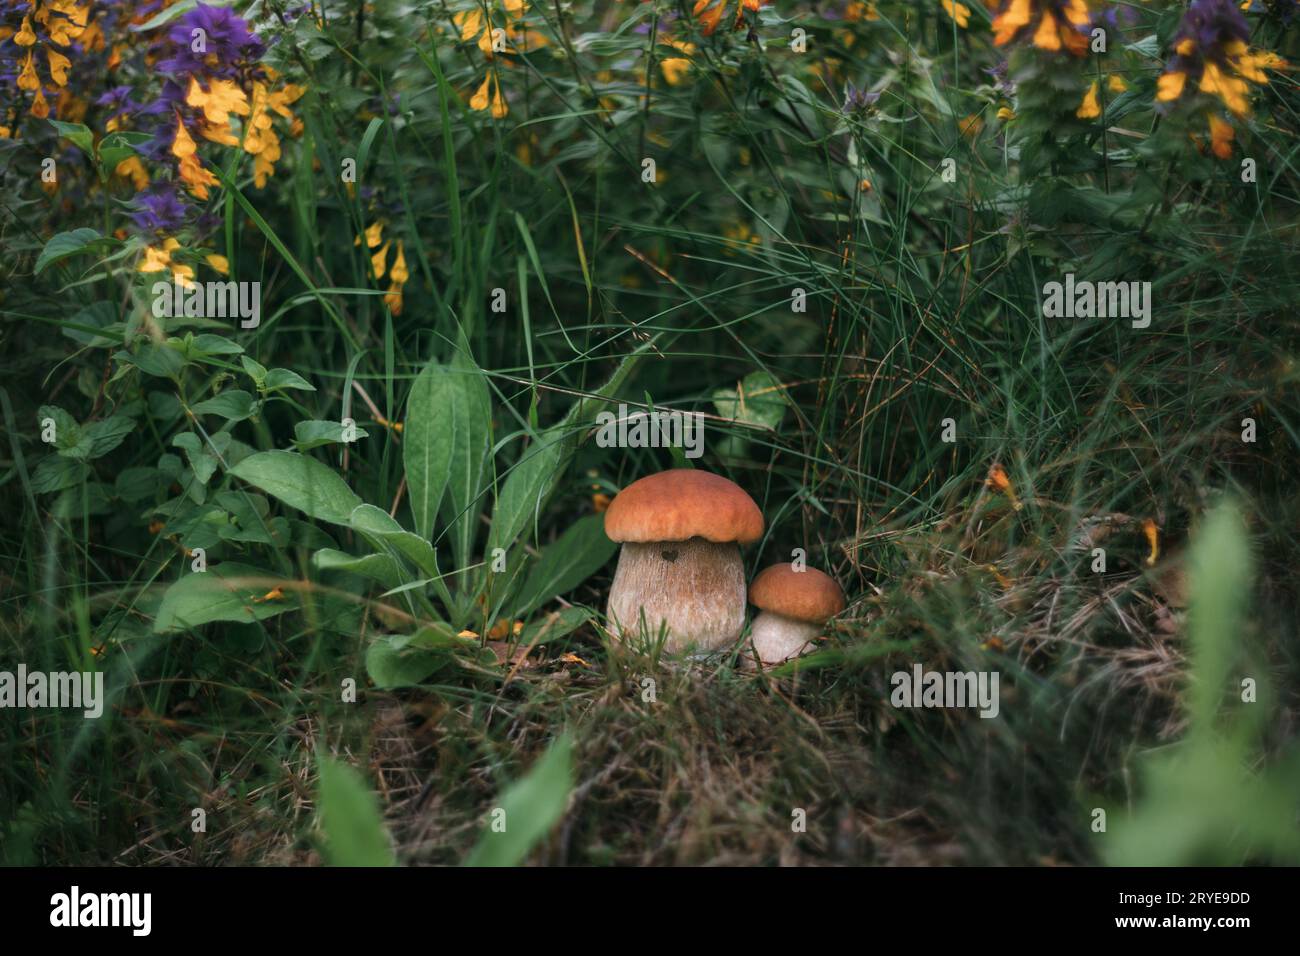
xmin=603 ymin=469 xmax=763 ymax=653
xmin=747 ymin=563 xmax=845 ymax=664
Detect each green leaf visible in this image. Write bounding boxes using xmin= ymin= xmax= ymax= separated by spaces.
xmin=1185 ymin=501 xmax=1252 ymax=735
xmin=189 ymin=334 xmax=245 ymax=356
xmin=264 ymin=368 xmax=316 ymax=391
xmin=312 ymin=549 xmax=402 ymax=589
xmin=463 ymin=734 xmax=573 ymax=867
xmin=294 ymin=419 xmax=368 ymax=451
xmin=153 ymin=562 xmax=295 ymax=633
xmin=48 ymin=120 xmax=93 ymax=156
xmin=96 ymin=131 xmax=151 ymax=174
xmin=403 ymin=348 xmax=492 ymax=552
xmin=229 ymin=450 xmax=362 ymax=526
xmin=240 ymin=355 xmax=268 ymax=385
xmin=85 ymin=415 xmax=135 ymax=458
xmin=364 ymin=629 xmax=459 ymax=689
xmin=711 ymin=370 xmax=788 ymax=431
xmin=191 ymin=390 xmax=257 ymax=422
xmin=349 ymin=504 xmax=442 ymax=582
xmin=34 ymin=229 xmax=104 ymax=275
xmin=130 ymin=0 xmax=199 ymax=32
xmin=36 ymin=405 xmax=88 ymax=459
xmin=31 ymin=456 xmax=89 ymax=494
xmin=315 ymin=757 xmax=396 ymax=867
xmin=514 ymin=514 xmax=617 ymax=615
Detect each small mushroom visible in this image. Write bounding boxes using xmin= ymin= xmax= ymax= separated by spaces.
xmin=603 ymin=469 xmax=764 ymax=653
xmin=747 ymin=563 xmax=846 ymax=664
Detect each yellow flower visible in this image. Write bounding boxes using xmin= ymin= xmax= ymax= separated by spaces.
xmin=30 ymin=87 xmax=49 ymax=119
xmin=661 ymin=57 xmax=691 ymax=86
xmin=1199 ymin=61 xmax=1250 ymax=116
xmin=1156 ymin=71 xmax=1186 ymax=102
xmin=941 ymin=0 xmax=971 ymax=28
xmin=138 ymin=239 xmax=193 ymax=285
xmin=993 ymin=0 xmax=1090 ymax=56
xmin=389 ymin=241 xmax=408 ymax=285
xmin=470 ymin=73 xmax=508 ymax=119
xmin=1076 ymin=80 xmax=1100 ymax=119
xmin=115 ymin=155 xmax=149 ymax=191
xmin=371 ymin=240 xmax=390 ymax=280
xmin=15 ymin=15 xmax=36 ymax=46
xmin=46 ymin=48 xmax=71 ymax=87
xmin=17 ymin=52 xmax=40 ymax=91
xmin=1107 ymin=74 xmax=1127 ymax=93
xmin=205 ymin=254 xmax=230 ymax=275
xmin=186 ymin=77 xmax=250 ymax=126
xmin=1207 ymin=114 xmax=1234 ymax=159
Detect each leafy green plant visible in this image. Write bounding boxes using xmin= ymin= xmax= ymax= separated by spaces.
xmin=1105 ymin=502 xmax=1300 ymax=865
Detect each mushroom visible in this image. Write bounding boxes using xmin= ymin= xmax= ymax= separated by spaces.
xmin=603 ymin=469 xmax=764 ymax=653
xmin=747 ymin=563 xmax=846 ymax=664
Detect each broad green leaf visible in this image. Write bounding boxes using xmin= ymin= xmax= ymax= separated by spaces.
xmin=153 ymin=562 xmax=295 ymax=633
xmin=265 ymin=368 xmax=316 ymax=391
xmin=191 ymin=390 xmax=257 ymax=422
xmin=514 ymin=514 xmax=617 ymax=615
xmin=48 ymin=120 xmax=93 ymax=156
xmin=348 ymin=504 xmax=442 ymax=582
xmin=189 ymin=334 xmax=245 ymax=356
xmin=229 ymin=450 xmax=362 ymax=526
xmin=31 ymin=456 xmax=89 ymax=494
xmin=315 ymin=757 xmax=396 ymax=867
xmin=312 ymin=549 xmax=402 ymax=589
xmin=240 ymin=355 xmax=268 ymax=385
xmin=294 ymin=419 xmax=368 ymax=451
xmin=36 ymin=405 xmax=89 ymax=459
xmin=364 ymin=628 xmax=461 ymax=689
xmin=464 ymin=734 xmax=573 ymax=867
xmin=85 ymin=415 xmax=135 ymax=458
xmin=34 ymin=228 xmax=104 ymax=275
xmin=403 ymin=347 xmax=492 ymax=556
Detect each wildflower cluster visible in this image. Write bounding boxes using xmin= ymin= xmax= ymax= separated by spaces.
xmin=0 ymin=0 xmax=91 ymax=128
xmin=1156 ymin=0 xmax=1287 ymax=157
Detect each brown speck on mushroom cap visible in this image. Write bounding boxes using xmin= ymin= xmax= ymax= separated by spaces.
xmin=747 ymin=563 xmax=846 ymax=665
xmin=603 ymin=470 xmax=763 ymax=653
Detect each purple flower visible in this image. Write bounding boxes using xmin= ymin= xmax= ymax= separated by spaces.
xmin=97 ymin=85 xmax=139 ymax=117
xmin=155 ymin=3 xmax=265 ymax=80
xmin=843 ymin=82 xmax=881 ymax=116
xmin=1175 ymin=0 xmax=1251 ymax=69
xmin=131 ymin=185 xmax=189 ymax=234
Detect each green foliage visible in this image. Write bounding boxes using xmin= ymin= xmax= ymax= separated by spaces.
xmin=1105 ymin=503 xmax=1300 ymax=866
xmin=316 ymin=758 xmax=397 ymax=868
xmin=464 ymin=735 xmax=574 ymax=867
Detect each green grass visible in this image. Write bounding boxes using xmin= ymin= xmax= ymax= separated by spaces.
xmin=1 ymin=0 xmax=1298 ymax=866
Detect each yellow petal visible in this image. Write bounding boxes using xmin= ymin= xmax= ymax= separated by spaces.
xmin=1076 ymin=81 xmax=1101 ymax=120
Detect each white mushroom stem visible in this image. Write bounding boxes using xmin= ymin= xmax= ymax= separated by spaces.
xmin=749 ymin=611 xmax=822 ymax=664
xmin=606 ymin=538 xmax=746 ymax=653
